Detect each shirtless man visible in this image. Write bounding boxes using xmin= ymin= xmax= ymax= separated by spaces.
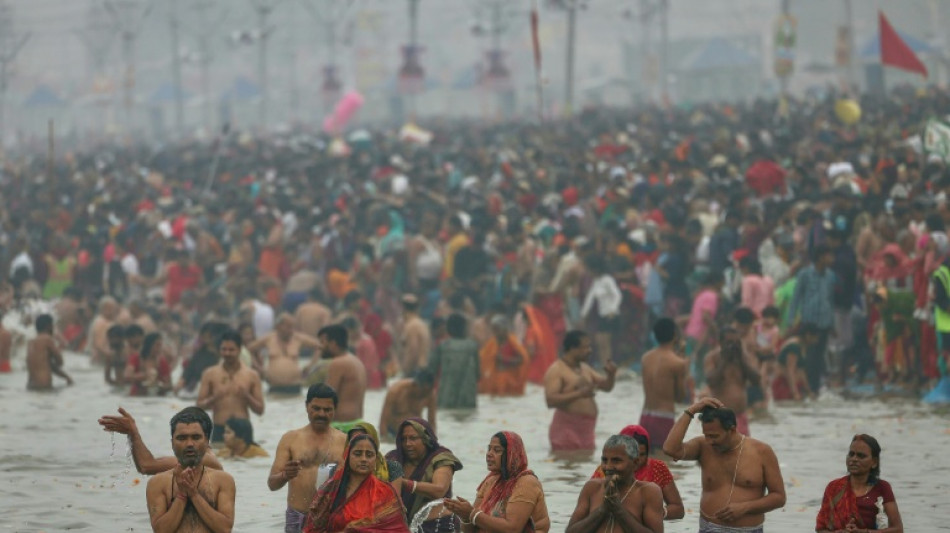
xmin=129 ymin=300 xmax=158 ymax=333
xmin=89 ymin=296 xmax=120 ymax=364
xmin=317 ymin=324 xmax=368 ymax=432
xmin=99 ymin=407 xmax=222 ymax=475
xmin=294 ymin=288 xmax=331 ymax=338
xmin=567 ymin=434 xmax=664 ymax=533
xmin=248 ymin=313 xmax=322 ymax=395
xmin=378 ymin=369 xmax=437 ymax=440
xmin=703 ymin=328 xmax=760 ymax=436
xmin=104 ymin=325 xmax=127 ymax=386
xmin=662 ymin=398 xmax=785 ymax=533
xmin=197 ymin=330 xmax=265 ymax=444
xmin=399 ymin=294 xmax=431 ymax=375
xmin=544 ymin=330 xmax=617 ymax=452
xmin=639 ymin=318 xmax=691 ymax=455
xmin=146 ymin=407 xmax=235 ymax=533
xmin=26 ymin=314 xmax=73 ymax=390
xmin=268 ymin=383 xmax=347 ymax=533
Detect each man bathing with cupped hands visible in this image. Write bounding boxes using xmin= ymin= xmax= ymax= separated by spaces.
xmin=662 ymin=398 xmax=785 ymax=533
xmin=146 ymin=407 xmax=235 ymax=533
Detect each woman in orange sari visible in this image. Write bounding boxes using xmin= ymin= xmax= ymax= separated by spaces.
xmin=303 ymin=434 xmax=410 ymax=533
xmin=478 ymin=316 xmax=530 ymax=396
xmin=522 ymin=305 xmax=558 ymax=385
xmin=444 ymin=431 xmax=550 ymax=533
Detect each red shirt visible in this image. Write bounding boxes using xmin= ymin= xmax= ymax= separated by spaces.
xmin=127 ymin=353 xmax=171 ymax=396
xmin=165 ymin=262 xmax=202 ymax=306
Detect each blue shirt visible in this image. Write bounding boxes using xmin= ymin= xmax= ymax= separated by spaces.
xmin=789 ymin=264 xmax=835 ymax=329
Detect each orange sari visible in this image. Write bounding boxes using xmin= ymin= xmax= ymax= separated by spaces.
xmin=478 ymin=334 xmax=530 ymax=396
xmin=523 ymin=306 xmax=558 ymax=385
xmin=304 ymin=436 xmax=410 ymax=533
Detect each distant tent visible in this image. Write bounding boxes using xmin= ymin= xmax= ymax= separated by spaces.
xmin=149 ymin=82 xmax=192 ymax=104
xmin=860 ymin=30 xmax=935 ymax=60
xmin=24 ymin=85 xmax=65 ymax=107
xmin=222 ymin=76 xmax=260 ymax=101
xmin=679 ymin=38 xmax=758 ymax=71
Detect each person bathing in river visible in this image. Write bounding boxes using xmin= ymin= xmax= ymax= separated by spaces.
xmin=268 ymin=384 xmax=347 ymax=533
xmin=219 ymin=417 xmax=269 ymax=459
xmin=26 ymin=314 xmax=73 ymax=390
xmin=567 ymin=434 xmax=665 ymax=533
xmin=663 ymin=398 xmax=785 ymax=533
xmin=196 ymin=329 xmax=264 ymax=443
xmin=378 ymin=369 xmax=438 ymax=441
xmin=544 ymin=330 xmax=617 ymax=452
xmin=145 ymin=407 xmax=235 ymax=533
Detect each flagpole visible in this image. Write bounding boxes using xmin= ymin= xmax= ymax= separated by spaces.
xmin=531 ymin=0 xmax=544 ymax=122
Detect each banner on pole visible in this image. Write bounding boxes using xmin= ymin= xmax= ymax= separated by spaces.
xmin=925 ymin=118 xmax=950 ymax=162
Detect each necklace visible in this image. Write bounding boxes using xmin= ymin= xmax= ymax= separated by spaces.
xmin=606 ymin=480 xmax=638 ymax=533
xmin=701 ymin=436 xmax=746 ymax=520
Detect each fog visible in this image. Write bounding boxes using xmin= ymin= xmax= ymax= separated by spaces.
xmin=0 ymin=0 xmax=944 ymax=143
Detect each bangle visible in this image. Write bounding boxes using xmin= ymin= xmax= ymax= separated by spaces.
xmin=683 ymin=409 xmax=694 ymax=419
xmin=472 ymin=511 xmax=483 ymax=525
xmin=469 ymin=509 xmax=478 ymax=523
xmin=409 ymin=480 xmax=417 ymax=494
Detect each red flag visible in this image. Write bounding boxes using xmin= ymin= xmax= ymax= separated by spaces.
xmin=879 ymin=10 xmax=928 ymax=78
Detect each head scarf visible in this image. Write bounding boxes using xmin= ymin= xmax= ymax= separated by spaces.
xmin=304 ymin=434 xmax=409 ymax=533
xmin=347 ymin=422 xmax=390 ymax=481
xmin=385 ymin=418 xmax=462 ymax=520
xmin=619 ymin=424 xmax=650 ymax=452
xmin=477 ymin=432 xmax=535 ymax=518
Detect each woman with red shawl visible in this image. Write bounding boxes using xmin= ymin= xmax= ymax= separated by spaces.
xmin=589 ymin=425 xmax=685 ymax=520
xmin=865 ymin=244 xmax=917 ymax=380
xmin=303 ymin=434 xmax=410 ymax=533
xmin=815 ymin=434 xmax=903 ymax=533
xmin=444 ymin=431 xmax=550 ymax=532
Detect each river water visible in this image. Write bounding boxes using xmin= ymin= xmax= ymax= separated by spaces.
xmin=1 ymin=349 xmax=949 ymax=532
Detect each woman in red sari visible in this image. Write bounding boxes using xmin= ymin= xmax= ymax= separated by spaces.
xmin=815 ymin=434 xmax=903 ymax=533
xmin=444 ymin=431 xmax=550 ymax=532
xmin=304 ymin=434 xmax=410 ymax=533
xmin=589 ymin=424 xmax=684 ymax=520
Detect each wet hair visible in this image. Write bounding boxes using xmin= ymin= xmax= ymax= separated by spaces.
xmin=447 ymin=313 xmax=467 ymax=338
xmin=35 ymin=314 xmax=54 ymax=334
xmin=412 ymin=368 xmax=435 ymax=388
xmin=124 ymin=324 xmax=145 ymax=338
xmin=762 ymin=306 xmax=780 ymax=320
xmin=107 ymin=324 xmax=125 ymax=339
xmin=492 ymin=432 xmax=510 ymax=479
xmin=306 ymin=383 xmax=339 ymax=407
xmin=225 ymin=417 xmax=257 ymax=446
xmin=733 ymin=307 xmax=756 ymax=325
xmin=218 ymin=329 xmax=243 ymax=349
xmin=852 ymin=434 xmax=882 ymax=484
xmin=653 ymin=318 xmax=677 ymax=344
xmin=604 ymin=434 xmax=640 ymax=460
xmin=630 ymin=431 xmax=650 ymax=454
xmin=333 ymin=433 xmax=378 ymax=511
xmin=170 ymin=406 xmax=213 ymax=439
xmin=563 ymin=330 xmax=588 ymax=352
xmin=698 ymin=406 xmax=738 ymax=430
xmin=141 ymin=332 xmax=162 ymax=359
xmin=317 ymin=324 xmax=348 ymax=351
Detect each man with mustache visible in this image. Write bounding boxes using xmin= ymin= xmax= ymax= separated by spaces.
xmin=663 ymin=398 xmax=785 ymax=533
xmin=268 ymin=383 xmax=347 ymax=533
xmin=146 ymin=407 xmax=235 ymax=533
xmin=566 ymin=434 xmax=664 ymax=533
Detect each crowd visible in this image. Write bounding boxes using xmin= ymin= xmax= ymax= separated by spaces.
xmin=3 ymin=84 xmax=939 ymax=532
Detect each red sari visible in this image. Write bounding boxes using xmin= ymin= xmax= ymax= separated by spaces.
xmin=523 ymin=305 xmax=558 ymax=385
xmin=304 ymin=437 xmax=410 ymax=533
xmin=815 ymin=476 xmax=864 ymax=531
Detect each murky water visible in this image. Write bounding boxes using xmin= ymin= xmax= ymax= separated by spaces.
xmin=1 ymin=351 xmax=948 ymax=532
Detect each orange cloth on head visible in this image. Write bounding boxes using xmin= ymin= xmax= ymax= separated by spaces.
xmin=478 ymin=334 xmax=530 ymax=396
